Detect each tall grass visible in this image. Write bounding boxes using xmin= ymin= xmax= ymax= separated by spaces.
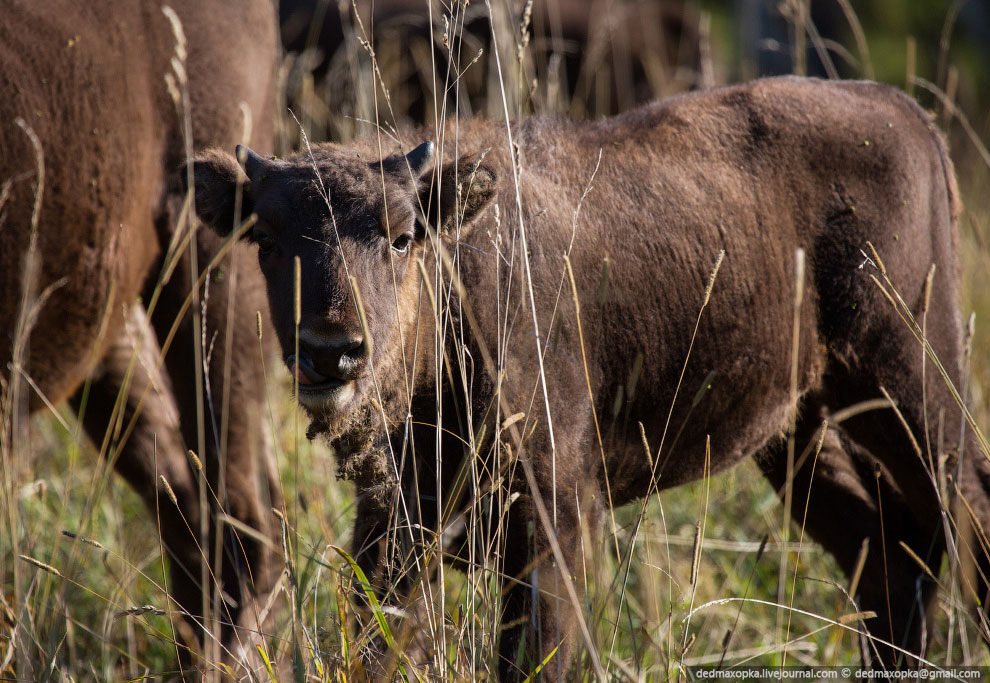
xmin=3 ymin=0 xmax=990 ymax=680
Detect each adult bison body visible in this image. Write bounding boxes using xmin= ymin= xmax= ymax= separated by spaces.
xmin=1 ymin=0 xmax=282 ymax=672
xmin=194 ymin=76 xmax=987 ymax=678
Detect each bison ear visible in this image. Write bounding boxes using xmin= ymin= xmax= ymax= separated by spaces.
xmin=187 ymin=149 xmax=254 ymax=237
xmin=421 ymin=151 xmax=497 ymax=233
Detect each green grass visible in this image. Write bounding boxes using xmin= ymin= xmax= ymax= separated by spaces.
xmin=4 ymin=1 xmax=990 ymax=680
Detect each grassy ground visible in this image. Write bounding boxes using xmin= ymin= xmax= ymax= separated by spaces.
xmin=3 ymin=1 xmax=990 ymax=680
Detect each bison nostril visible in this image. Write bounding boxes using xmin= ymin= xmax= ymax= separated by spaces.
xmin=334 ymin=336 xmax=366 ymax=376
xmin=300 ymin=334 xmax=366 ymax=380
xmin=339 ymin=336 xmax=364 ymax=358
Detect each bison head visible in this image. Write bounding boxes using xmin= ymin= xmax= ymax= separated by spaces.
xmin=190 ymin=142 xmax=497 ymax=438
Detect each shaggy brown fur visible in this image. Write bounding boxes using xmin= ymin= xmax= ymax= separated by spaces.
xmin=194 ymin=77 xmax=988 ymax=679
xmin=0 ymin=0 xmax=283 ymax=673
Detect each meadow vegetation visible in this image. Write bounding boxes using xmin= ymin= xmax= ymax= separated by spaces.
xmin=2 ymin=0 xmax=990 ymax=680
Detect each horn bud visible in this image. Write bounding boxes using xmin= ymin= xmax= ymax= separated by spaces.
xmin=236 ymin=144 xmax=271 ymax=181
xmin=406 ymin=141 xmax=435 ymax=176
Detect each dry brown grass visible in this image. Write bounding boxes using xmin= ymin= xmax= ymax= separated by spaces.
xmin=3 ymin=1 xmax=990 ymax=680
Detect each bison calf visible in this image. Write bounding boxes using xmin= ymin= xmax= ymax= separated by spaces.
xmin=194 ymin=76 xmax=988 ymax=678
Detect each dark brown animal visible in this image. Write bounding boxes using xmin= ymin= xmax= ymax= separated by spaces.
xmin=192 ymin=76 xmax=989 ymax=678
xmin=281 ymin=0 xmax=706 ymax=138
xmin=1 ymin=0 xmax=283 ymax=673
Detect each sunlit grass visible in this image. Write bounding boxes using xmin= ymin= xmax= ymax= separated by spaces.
xmin=4 ymin=1 xmax=990 ymax=680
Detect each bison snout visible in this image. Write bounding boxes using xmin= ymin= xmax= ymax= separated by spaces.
xmin=291 ymin=332 xmax=366 ymax=384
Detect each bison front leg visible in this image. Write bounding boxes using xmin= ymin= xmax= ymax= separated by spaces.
xmin=69 ymin=304 xmax=206 ymax=654
xmin=351 ymin=492 xmax=392 ymax=591
xmin=498 ymin=469 xmax=596 ymax=682
xmin=348 ymin=489 xmax=432 ymax=679
xmin=150 ymin=232 xmax=283 ymax=666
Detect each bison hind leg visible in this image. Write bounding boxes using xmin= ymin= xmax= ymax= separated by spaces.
xmin=755 ymin=395 xmax=940 ymax=666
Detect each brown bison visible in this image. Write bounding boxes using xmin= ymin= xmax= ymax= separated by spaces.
xmin=281 ymin=0 xmax=706 ymax=137
xmin=193 ymin=76 xmax=988 ymax=678
xmin=1 ymin=0 xmax=283 ymax=673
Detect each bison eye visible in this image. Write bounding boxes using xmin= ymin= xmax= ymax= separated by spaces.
xmin=391 ymin=233 xmax=412 ymax=255
xmin=254 ymin=231 xmax=277 ymax=257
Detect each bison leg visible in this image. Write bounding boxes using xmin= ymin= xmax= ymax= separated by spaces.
xmin=825 ymin=373 xmax=990 ymax=664
xmin=498 ymin=470 xmax=598 ymax=682
xmin=756 ymin=400 xmax=940 ymax=666
xmin=348 ymin=491 xmax=415 ymax=678
xmin=816 ymin=253 xmax=990 ymax=662
xmin=352 ymin=494 xmax=389 ymax=582
xmin=68 ymin=303 xmax=208 ymax=651
xmin=149 ymin=232 xmax=283 ymax=665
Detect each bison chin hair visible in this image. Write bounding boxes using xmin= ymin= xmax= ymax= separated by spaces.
xmin=303 ymin=388 xmax=402 ymax=507
xmin=300 ymin=328 xmax=414 ymax=504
